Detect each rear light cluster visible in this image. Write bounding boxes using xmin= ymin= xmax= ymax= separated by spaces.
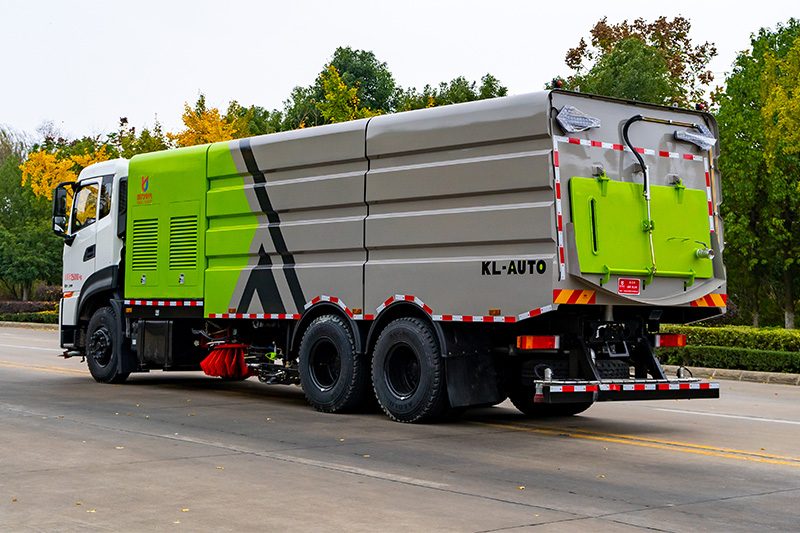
xmin=654 ymin=334 xmax=687 ymax=348
xmin=517 ymin=335 xmax=560 ymax=350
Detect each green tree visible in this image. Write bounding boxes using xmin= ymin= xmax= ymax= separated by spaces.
xmin=106 ymin=117 xmax=172 ymax=158
xmin=224 ymin=101 xmax=283 ymax=137
xmin=315 ymin=66 xmax=379 ymax=123
xmin=395 ymin=74 xmax=508 ymax=111
xmin=0 ymin=155 xmax=62 ymax=300
xmin=564 ymin=38 xmax=679 ymax=105
xmin=716 ymin=19 xmax=800 ymax=328
xmin=564 ymin=16 xmax=716 ymax=106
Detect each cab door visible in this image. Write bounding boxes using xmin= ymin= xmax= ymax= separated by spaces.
xmin=62 ymin=179 xmax=100 ymax=325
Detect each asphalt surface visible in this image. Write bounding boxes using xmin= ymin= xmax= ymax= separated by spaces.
xmin=1 ymin=326 xmax=799 ymax=532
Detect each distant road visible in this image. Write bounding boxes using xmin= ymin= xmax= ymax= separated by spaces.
xmin=1 ymin=326 xmax=799 ymax=532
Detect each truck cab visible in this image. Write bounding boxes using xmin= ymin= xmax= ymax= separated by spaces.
xmin=52 ymin=159 xmax=128 ymax=351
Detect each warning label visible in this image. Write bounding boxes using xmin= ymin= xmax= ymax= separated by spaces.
xmin=618 ymin=278 xmax=641 ymax=295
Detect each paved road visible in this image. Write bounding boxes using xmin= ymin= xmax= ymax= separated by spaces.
xmin=1 ymin=326 xmax=798 ymax=532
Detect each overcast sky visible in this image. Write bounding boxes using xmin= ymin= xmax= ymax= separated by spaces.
xmin=1 ymin=0 xmax=796 ymax=140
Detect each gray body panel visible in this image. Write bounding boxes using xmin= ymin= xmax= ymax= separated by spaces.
xmin=224 ymin=91 xmax=725 ymax=320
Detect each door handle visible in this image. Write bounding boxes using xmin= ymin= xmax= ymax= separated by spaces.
xmin=83 ymin=244 xmax=96 ymax=262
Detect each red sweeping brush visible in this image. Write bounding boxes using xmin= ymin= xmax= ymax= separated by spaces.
xmin=201 ymin=343 xmax=249 ymax=378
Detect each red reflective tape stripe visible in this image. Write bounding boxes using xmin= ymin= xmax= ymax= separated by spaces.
xmin=567 ymin=291 xmax=582 ymax=304
xmin=721 ymin=294 xmax=728 ymax=305
xmin=635 ymin=147 xmax=645 ymax=154
xmin=587 ymin=292 xmax=596 ymax=304
xmin=554 ymin=151 xmax=559 ymax=167
xmin=364 ymin=314 xmax=374 ymax=320
xmin=683 ymin=154 xmax=694 ymax=160
xmin=708 ymin=202 xmax=713 ymax=215
xmin=705 ymin=172 xmax=711 ymax=187
xmin=557 ymin=214 xmax=563 ymax=231
xmin=569 ymin=137 xmax=580 ymax=144
xmin=422 ymin=304 xmax=433 ymax=315
xmin=559 ymin=247 xmax=565 ymax=263
xmin=442 ymin=315 xmax=453 ymax=321
xmin=529 ymin=308 xmax=542 ymax=317
xmin=403 ymin=295 xmax=414 ymax=302
xmin=462 ymin=316 xmax=474 ymax=322
xmin=613 ymin=144 xmax=623 ymax=151
xmin=591 ymin=140 xmax=602 ymax=147
xmin=659 ymin=151 xmax=670 ymax=157
xmin=555 ymin=181 xmax=561 ymax=199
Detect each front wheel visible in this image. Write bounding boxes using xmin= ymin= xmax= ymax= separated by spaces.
xmin=371 ymin=318 xmax=449 ymax=423
xmin=86 ymin=307 xmax=130 ymax=384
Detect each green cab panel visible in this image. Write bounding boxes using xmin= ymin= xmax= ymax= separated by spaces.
xmin=125 ymin=145 xmax=209 ymax=299
xmin=569 ymin=177 xmax=713 ymax=283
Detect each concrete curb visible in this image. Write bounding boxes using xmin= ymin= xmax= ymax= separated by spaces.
xmin=0 ymin=321 xmax=58 ymax=331
xmin=663 ymin=364 xmax=800 ymax=386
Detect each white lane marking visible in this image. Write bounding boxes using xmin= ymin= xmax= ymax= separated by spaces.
xmin=265 ymin=453 xmax=449 ymax=489
xmin=0 ymin=343 xmax=63 ymax=353
xmin=654 ymin=408 xmax=800 ymax=426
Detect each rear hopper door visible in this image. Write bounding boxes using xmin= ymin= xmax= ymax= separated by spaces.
xmin=552 ymin=95 xmax=718 ymax=296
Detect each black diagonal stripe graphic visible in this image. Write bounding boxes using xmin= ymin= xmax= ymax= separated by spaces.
xmin=238 ymin=245 xmax=284 ymax=313
xmin=239 ymin=139 xmax=306 ymax=312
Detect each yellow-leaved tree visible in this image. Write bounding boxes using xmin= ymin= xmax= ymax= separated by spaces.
xmin=20 ymin=143 xmax=114 ymax=199
xmin=316 ymin=65 xmax=379 ymax=123
xmin=761 ymin=36 xmax=800 ymax=171
xmin=169 ymin=95 xmax=238 ymax=147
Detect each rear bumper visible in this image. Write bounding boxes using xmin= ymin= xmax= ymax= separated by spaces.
xmin=534 ymin=379 xmax=719 ymax=404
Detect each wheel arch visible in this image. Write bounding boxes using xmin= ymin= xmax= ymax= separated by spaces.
xmin=291 ymin=302 xmax=363 ymax=357
xmin=366 ymin=302 xmax=446 ymax=358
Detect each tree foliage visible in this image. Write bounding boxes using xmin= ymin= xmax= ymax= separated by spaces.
xmin=106 ymin=117 xmax=171 ymax=159
xmin=0 ymin=155 xmax=62 ymax=299
xmin=564 ymin=16 xmax=716 ymax=106
xmin=717 ymin=19 xmax=800 ymax=328
xmin=395 ymin=74 xmax=508 ymax=111
xmin=316 ymin=65 xmax=379 ymax=123
xmin=20 ymin=137 xmax=114 ymax=199
xmin=564 ymin=38 xmax=679 ymax=105
xmin=168 ymin=94 xmax=238 ymax=147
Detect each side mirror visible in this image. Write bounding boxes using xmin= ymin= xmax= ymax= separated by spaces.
xmin=52 ymin=182 xmax=75 ymax=243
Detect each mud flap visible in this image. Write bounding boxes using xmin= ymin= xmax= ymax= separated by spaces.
xmin=109 ymin=299 xmax=139 ymax=374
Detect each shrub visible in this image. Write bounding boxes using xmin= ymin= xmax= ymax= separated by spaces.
xmin=0 ymin=311 xmax=58 ymax=324
xmin=658 ymin=345 xmax=800 ymax=374
xmin=34 ymin=285 xmax=62 ymax=302
xmin=0 ymin=301 xmax=57 ymax=314
xmin=661 ymin=324 xmax=800 ymax=352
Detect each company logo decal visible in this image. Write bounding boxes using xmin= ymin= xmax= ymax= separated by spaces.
xmin=137 ymin=175 xmax=152 ymax=204
xmin=481 ymin=260 xmax=547 ymax=276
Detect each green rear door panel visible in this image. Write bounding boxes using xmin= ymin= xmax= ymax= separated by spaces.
xmin=569 ymin=177 xmax=713 ymax=280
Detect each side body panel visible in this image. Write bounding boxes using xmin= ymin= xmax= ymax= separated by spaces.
xmin=364 ymin=93 xmax=557 ymax=319
xmin=208 ymin=120 xmax=370 ymax=316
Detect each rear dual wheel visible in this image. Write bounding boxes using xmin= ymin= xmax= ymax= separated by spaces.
xmin=371 ymin=318 xmax=449 ymax=423
xmin=298 ymin=315 xmax=371 ymax=413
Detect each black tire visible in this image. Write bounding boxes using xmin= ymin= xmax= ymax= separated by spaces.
xmin=298 ymin=315 xmax=370 ymax=413
xmin=86 ymin=307 xmax=130 ymax=384
xmin=371 ymin=318 xmax=449 ymax=423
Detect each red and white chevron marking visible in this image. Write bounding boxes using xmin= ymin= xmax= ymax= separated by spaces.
xmin=546 ymin=381 xmax=718 ymax=393
xmin=304 ymin=295 xmax=355 ymax=318
xmin=552 ymin=137 xmax=566 ymax=281
xmin=124 ymin=299 xmax=203 ymax=307
xmin=377 ymin=295 xmax=552 ymax=323
xmin=208 ymin=313 xmax=301 ymax=320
